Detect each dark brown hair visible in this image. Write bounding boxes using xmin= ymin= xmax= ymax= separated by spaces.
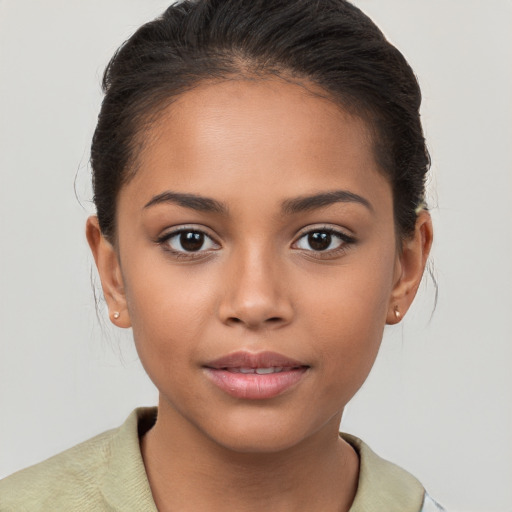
xmin=91 ymin=0 xmax=429 ymax=242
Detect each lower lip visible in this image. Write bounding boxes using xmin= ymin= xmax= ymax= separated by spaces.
xmin=203 ymin=368 xmax=308 ymax=400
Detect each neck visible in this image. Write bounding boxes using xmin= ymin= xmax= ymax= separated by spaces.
xmin=141 ymin=400 xmax=359 ymax=512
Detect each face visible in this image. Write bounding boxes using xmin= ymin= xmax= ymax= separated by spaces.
xmin=89 ymin=79 xmax=428 ymax=453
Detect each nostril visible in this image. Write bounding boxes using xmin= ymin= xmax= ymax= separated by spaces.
xmin=226 ymin=316 xmax=284 ymax=327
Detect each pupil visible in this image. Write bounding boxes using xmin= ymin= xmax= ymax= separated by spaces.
xmin=308 ymin=232 xmax=331 ymax=251
xmin=180 ymin=231 xmax=204 ymax=251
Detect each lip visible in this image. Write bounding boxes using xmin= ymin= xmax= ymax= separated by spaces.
xmin=203 ymin=351 xmax=309 ymax=400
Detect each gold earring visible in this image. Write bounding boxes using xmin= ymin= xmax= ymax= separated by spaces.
xmin=393 ymin=305 xmax=401 ymax=321
xmin=113 ymin=312 xmax=120 ymax=319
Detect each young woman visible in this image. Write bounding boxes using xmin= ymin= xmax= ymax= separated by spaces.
xmin=0 ymin=1 xmax=444 ymax=510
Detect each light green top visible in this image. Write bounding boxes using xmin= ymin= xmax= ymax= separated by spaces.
xmin=0 ymin=407 xmax=428 ymax=512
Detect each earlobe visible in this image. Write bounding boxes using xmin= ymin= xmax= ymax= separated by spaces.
xmin=386 ymin=211 xmax=433 ymax=324
xmin=85 ymin=216 xmax=131 ymax=328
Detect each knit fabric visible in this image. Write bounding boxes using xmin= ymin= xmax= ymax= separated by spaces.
xmin=0 ymin=407 xmax=444 ymax=511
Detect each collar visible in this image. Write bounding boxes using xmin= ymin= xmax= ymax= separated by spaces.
xmin=342 ymin=432 xmax=424 ymax=512
xmin=103 ymin=408 xmax=424 ymax=512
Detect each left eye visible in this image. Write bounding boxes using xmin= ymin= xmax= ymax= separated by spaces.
xmin=164 ymin=230 xmax=219 ymax=253
xmin=294 ymin=230 xmax=350 ymax=252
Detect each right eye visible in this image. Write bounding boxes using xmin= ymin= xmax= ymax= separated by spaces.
xmin=159 ymin=229 xmax=220 ymax=255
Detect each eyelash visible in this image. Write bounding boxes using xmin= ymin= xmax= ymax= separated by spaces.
xmin=292 ymin=226 xmax=356 ymax=259
xmin=156 ymin=227 xmax=220 ymax=260
xmin=156 ymin=226 xmax=356 ymax=260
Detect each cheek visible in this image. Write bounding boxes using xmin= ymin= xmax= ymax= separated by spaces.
xmin=124 ymin=273 xmax=213 ymax=409
xmin=121 ymin=256 xmax=218 ymax=372
xmin=298 ymin=249 xmax=396 ymax=395
xmin=299 ymin=243 xmax=395 ymax=331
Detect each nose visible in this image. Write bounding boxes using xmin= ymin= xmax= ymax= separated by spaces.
xmin=217 ymin=244 xmax=294 ymax=330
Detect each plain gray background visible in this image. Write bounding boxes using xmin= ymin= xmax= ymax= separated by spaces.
xmin=1 ymin=1 xmax=511 ymax=511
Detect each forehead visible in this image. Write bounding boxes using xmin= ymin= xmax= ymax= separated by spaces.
xmin=123 ymin=78 xmax=389 ymax=210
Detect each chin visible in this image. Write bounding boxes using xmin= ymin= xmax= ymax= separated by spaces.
xmin=199 ymin=408 xmax=331 ymax=455
xmin=210 ymin=429 xmax=307 ymax=455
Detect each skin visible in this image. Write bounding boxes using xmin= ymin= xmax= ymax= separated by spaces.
xmin=87 ymin=79 xmax=432 ymax=512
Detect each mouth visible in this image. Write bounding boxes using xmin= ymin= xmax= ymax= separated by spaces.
xmin=203 ymin=351 xmax=310 ymax=400
xmin=223 ymin=366 xmax=300 ymax=374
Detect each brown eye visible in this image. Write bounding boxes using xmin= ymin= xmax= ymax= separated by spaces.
xmin=307 ymin=232 xmax=332 ymax=251
xmin=293 ymin=228 xmax=355 ymax=254
xmin=180 ymin=231 xmax=204 ymax=252
xmin=163 ymin=229 xmax=219 ymax=254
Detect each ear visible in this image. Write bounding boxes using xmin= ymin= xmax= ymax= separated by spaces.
xmin=386 ymin=210 xmax=433 ymax=324
xmin=86 ymin=216 xmax=131 ymax=328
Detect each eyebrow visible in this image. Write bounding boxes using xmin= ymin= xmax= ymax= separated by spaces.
xmin=144 ymin=191 xmax=228 ymax=214
xmin=143 ymin=189 xmax=373 ymax=215
xmin=281 ymin=190 xmax=373 ymax=214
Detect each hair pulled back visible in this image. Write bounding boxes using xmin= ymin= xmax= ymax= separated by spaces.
xmin=91 ymin=0 xmax=429 ymax=242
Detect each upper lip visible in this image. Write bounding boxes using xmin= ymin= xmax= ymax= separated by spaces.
xmin=204 ymin=351 xmax=308 ymax=369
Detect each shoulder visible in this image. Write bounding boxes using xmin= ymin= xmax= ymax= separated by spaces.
xmin=0 ymin=407 xmax=158 ymax=512
xmin=0 ymin=427 xmax=116 ymax=511
xmin=341 ymin=433 xmax=446 ymax=512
